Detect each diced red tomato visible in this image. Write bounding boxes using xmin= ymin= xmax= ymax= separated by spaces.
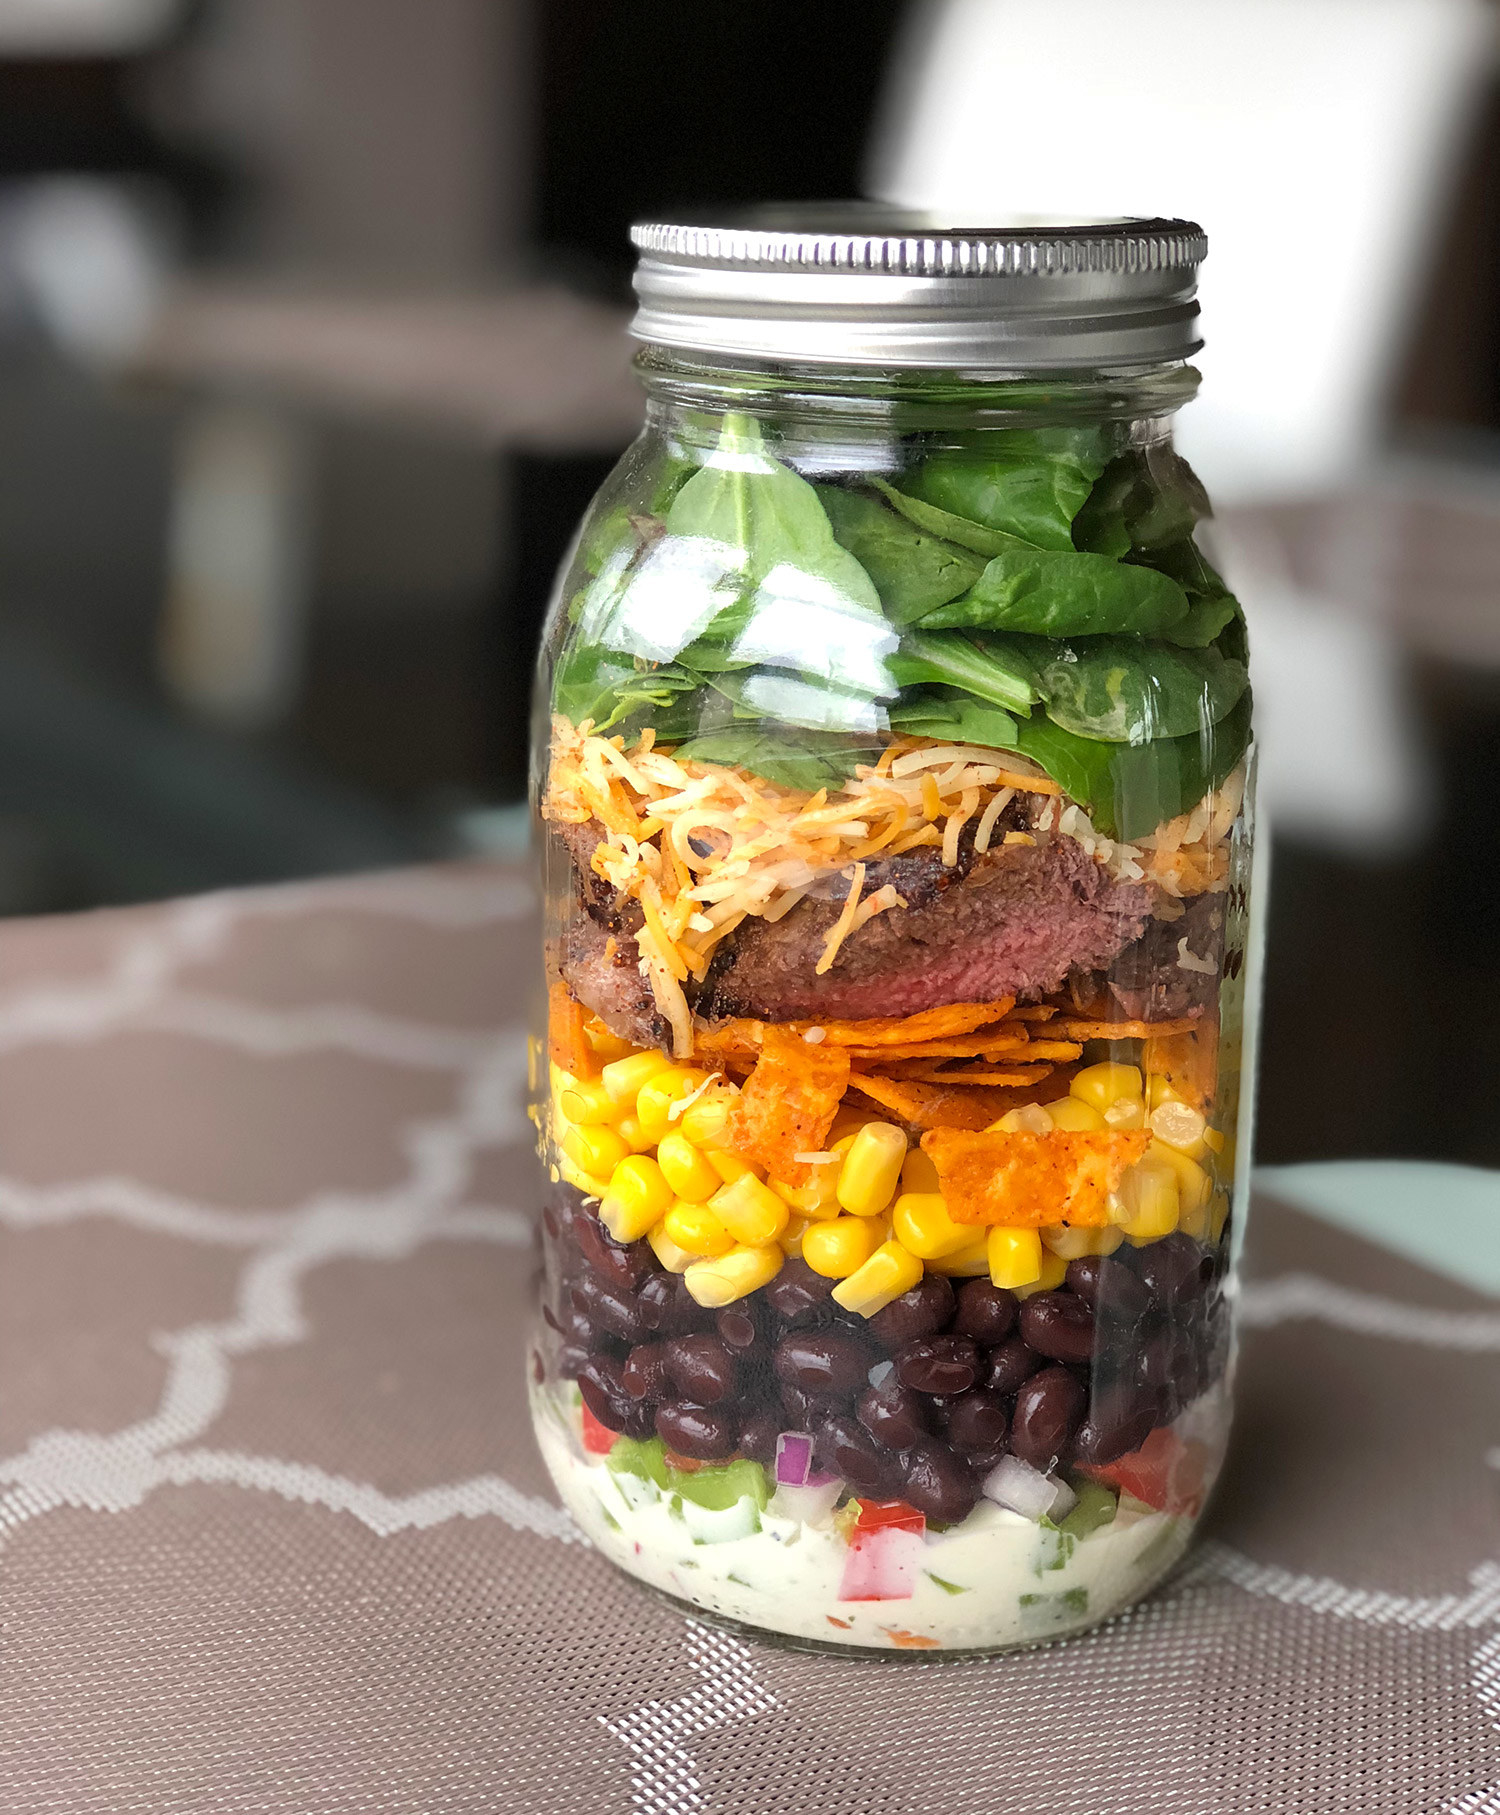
xmin=663 ymin=1450 xmax=705 ymax=1474
xmin=854 ymin=1498 xmax=926 ymax=1536
xmin=581 ymin=1402 xmax=617 ymax=1456
xmin=1081 ymin=1427 xmax=1209 ymax=1517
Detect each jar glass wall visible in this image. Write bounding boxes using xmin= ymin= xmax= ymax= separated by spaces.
xmin=528 ymin=336 xmax=1256 ymax=1652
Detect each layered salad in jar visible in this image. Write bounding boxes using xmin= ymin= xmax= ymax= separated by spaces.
xmin=530 ymin=407 xmax=1253 ymax=1651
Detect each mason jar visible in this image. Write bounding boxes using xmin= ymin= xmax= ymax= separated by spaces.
xmin=528 ymin=211 xmax=1257 ymax=1652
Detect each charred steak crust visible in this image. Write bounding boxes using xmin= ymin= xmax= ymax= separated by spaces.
xmin=1105 ymin=889 xmax=1225 ymax=1021
xmin=561 ymin=912 xmax=667 ymax=1049
xmin=696 ymin=835 xmax=1153 ymax=1022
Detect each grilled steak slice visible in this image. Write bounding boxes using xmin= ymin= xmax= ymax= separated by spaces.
xmin=561 ymin=912 xmax=667 ymax=1048
xmin=697 ymin=835 xmax=1152 ymax=1022
xmin=1104 ymin=889 xmax=1225 ymax=1021
xmin=557 ymin=819 xmax=629 ymax=927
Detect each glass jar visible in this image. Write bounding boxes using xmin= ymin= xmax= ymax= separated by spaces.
xmin=528 ymin=212 xmax=1257 ymax=1652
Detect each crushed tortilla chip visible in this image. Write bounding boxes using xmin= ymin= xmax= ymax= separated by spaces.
xmin=728 ymin=1026 xmax=851 ymax=1183
xmin=548 ymin=980 xmax=598 ymax=1080
xmin=875 ymin=1061 xmax=1057 ymax=1085
xmin=922 ymin=1127 xmax=1150 ymax=1227
xmin=693 ymin=998 xmax=1017 ymax=1061
xmin=846 ymin=1074 xmax=1006 ymax=1133
xmin=844 ymin=1034 xmax=1082 ymax=1064
xmin=1142 ymin=1023 xmax=1220 ymax=1110
xmin=1050 ymin=1014 xmax=1200 ymax=1042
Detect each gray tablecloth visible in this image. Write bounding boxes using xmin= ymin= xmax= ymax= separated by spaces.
xmin=0 ymin=865 xmax=1495 ymax=1813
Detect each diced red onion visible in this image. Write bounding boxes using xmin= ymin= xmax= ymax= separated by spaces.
xmin=770 ymin=1475 xmax=844 ymax=1527
xmin=867 ymin=1359 xmax=895 ymax=1387
xmin=774 ymin=1431 xmax=816 ymax=1487
xmin=981 ymin=1454 xmax=1077 ymax=1523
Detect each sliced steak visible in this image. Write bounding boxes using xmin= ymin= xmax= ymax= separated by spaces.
xmin=697 ymin=835 xmax=1151 ymax=1022
xmin=1105 ymin=889 xmax=1225 ymax=1020
xmin=556 ymin=819 xmax=628 ymax=927
xmin=561 ymin=912 xmax=667 ymax=1049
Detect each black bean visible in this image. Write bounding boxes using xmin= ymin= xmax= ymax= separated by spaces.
xmin=1133 ymin=1233 xmax=1213 ymax=1307
xmin=655 ymin=1401 xmax=738 ymax=1460
xmin=764 ymin=1258 xmax=835 ymax=1327
xmin=856 ymin=1378 xmax=930 ymax=1452
xmin=715 ymin=1306 xmax=762 ymax=1352
xmin=664 ymin=1333 xmax=738 ymax=1405
xmin=1138 ymin=1329 xmax=1188 ymax=1392
xmin=574 ymin=1211 xmax=653 ymax=1289
xmin=815 ymin=1414 xmax=892 ymax=1494
xmin=737 ymin=1408 xmax=783 ymax=1467
xmin=944 ymin=1389 xmax=1009 ymax=1454
xmin=964 ymin=1443 xmax=1009 ymax=1480
xmin=570 ymin=1274 xmax=644 ymax=1344
xmin=1066 ymin=1255 xmax=1151 ymax=1320
xmin=555 ymin=1341 xmax=589 ymax=1381
xmin=1010 ymin=1367 xmax=1086 ymax=1470
xmin=1018 ymin=1292 xmax=1097 ymax=1366
xmin=896 ymin=1335 xmax=979 ymax=1397
xmin=773 ymin=1330 xmax=872 ymax=1401
xmin=578 ymin=1355 xmax=630 ymax=1431
xmin=867 ymin=1275 xmax=955 ymax=1349
xmin=779 ymin=1382 xmax=817 ymax=1427
xmin=902 ymin=1440 xmax=981 ymax=1523
xmin=636 ymin=1272 xmax=704 ymax=1338
xmin=984 ymin=1335 xmax=1041 ymax=1396
xmin=1072 ymin=1389 xmax=1157 ymax=1466
xmin=621 ymin=1342 xmax=670 ymax=1402
xmin=952 ymin=1279 xmax=1018 ymax=1346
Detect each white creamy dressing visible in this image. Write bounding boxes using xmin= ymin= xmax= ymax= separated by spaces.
xmin=534 ymin=1394 xmax=1194 ymax=1651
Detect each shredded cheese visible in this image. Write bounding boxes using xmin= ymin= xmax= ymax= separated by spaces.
xmin=816 ymin=863 xmax=866 ymax=975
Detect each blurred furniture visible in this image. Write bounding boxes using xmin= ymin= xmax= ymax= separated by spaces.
xmin=0 ymin=862 xmax=1492 ymax=1811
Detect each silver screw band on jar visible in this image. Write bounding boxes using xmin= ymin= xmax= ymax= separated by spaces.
xmin=630 ymin=207 xmax=1207 ymax=372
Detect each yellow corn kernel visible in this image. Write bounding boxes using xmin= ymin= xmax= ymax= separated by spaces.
xmin=836 ymin=1122 xmax=909 ymax=1216
xmin=562 ymin=1123 xmax=631 ymax=1177
xmin=647 ymin=1222 xmax=697 ymax=1273
xmin=1090 ymin=1224 xmax=1125 ymax=1256
xmin=1150 ymin=1140 xmax=1212 ymax=1212
xmin=615 ymin=1113 xmax=656 ymax=1154
xmin=926 ymin=1233 xmax=993 ymax=1277
xmin=778 ymin=1213 xmax=811 ymax=1258
xmin=988 ymin=1225 xmax=1044 ymax=1290
xmin=1039 ymin=1222 xmax=1096 ymax=1260
xmin=830 ymin=1131 xmax=860 ymax=1160
xmin=1045 ymin=1096 xmax=1106 ymax=1133
xmin=832 ymin=1239 xmax=925 ymax=1317
xmin=558 ymin=1081 xmax=623 ymax=1127
xmin=656 ymin=1131 xmax=722 ymax=1203
xmin=1145 ymin=1071 xmax=1183 ymax=1112
xmin=597 ymin=1153 xmax=673 ymax=1242
xmin=770 ymin=1169 xmax=842 ymax=1218
xmin=663 ymin=1198 xmax=734 ymax=1258
xmin=678 ymin=1087 xmax=735 ymax=1148
xmin=1014 ymin=1249 xmax=1069 ymax=1298
xmin=1177 ymin=1197 xmax=1211 ymax=1241
xmin=892 ymin=1192 xmax=975 ymax=1260
xmin=901 ymin=1148 xmax=941 ymax=1195
xmin=1203 ymin=1126 xmax=1226 ymax=1155
xmin=1149 ymin=1099 xmax=1209 ymax=1159
xmin=827 ymin=1107 xmax=870 ymax=1146
xmin=1104 ymin=1095 xmax=1146 ymax=1131
xmin=706 ymin=1149 xmax=759 ymax=1186
xmin=709 ymin=1172 xmax=790 ymax=1247
xmin=558 ymin=1155 xmax=613 ymax=1200
xmin=601 ymin=1050 xmax=674 ymax=1106
xmin=1114 ymin=1157 xmax=1180 ymax=1239
xmin=802 ymin=1215 xmax=882 ymax=1278
xmin=1072 ymin=1062 xmax=1144 ymax=1114
xmin=636 ymin=1067 xmax=709 ymax=1140
xmin=684 ymin=1243 xmax=783 ymax=1307
xmin=990 ymin=1102 xmax=1054 ymax=1134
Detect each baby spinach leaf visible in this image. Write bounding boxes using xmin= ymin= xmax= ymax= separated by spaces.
xmin=816 ymin=483 xmax=985 ymax=625
xmin=1033 ymin=638 xmax=1250 ymax=744
xmin=920 ymin=547 xmax=1190 ymax=638
xmin=670 ymin=728 xmax=884 ymax=790
xmin=1014 ymin=691 xmax=1253 ymax=839
xmin=889 ymin=629 xmax=1037 ymax=714
xmin=869 ymin=477 xmax=1028 ymax=558
xmin=551 ymin=648 xmax=703 ymax=736
xmin=901 ymin=429 xmax=1110 ymax=553
xmin=1164 ymin=592 xmax=1241 ymax=649
xmin=697 ymin=666 xmax=890 ymax=735
xmin=887 ymin=689 xmax=1019 ymax=749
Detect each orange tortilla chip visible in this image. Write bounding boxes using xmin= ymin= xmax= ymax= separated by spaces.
xmin=1142 ymin=1022 xmax=1220 ymax=1111
xmin=847 ymin=1074 xmax=1003 ymax=1132
xmin=922 ymin=1128 xmax=1150 ymax=1227
xmin=1051 ymin=1015 xmax=1199 ymax=1042
xmin=728 ymin=1027 xmax=851 ymax=1182
xmin=876 ymin=1061 xmax=1057 ymax=1086
xmin=810 ymin=999 xmax=1016 ymax=1046
xmin=844 ymin=1034 xmax=1082 ymax=1064
xmin=548 ymin=980 xmax=598 ymax=1080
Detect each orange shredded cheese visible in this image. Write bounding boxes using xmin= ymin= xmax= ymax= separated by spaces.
xmin=816 ymin=863 xmax=866 ymax=975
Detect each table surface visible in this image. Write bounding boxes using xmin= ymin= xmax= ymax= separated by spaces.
xmin=0 ymin=864 xmax=1495 ymax=1815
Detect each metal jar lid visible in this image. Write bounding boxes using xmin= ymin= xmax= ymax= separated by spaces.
xmin=630 ymin=205 xmax=1205 ymax=372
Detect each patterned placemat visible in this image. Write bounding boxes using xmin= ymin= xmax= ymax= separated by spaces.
xmin=0 ymin=865 xmax=1494 ymax=1814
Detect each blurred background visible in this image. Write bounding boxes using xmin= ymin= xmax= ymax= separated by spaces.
xmin=0 ymin=0 xmax=1495 ymax=1169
